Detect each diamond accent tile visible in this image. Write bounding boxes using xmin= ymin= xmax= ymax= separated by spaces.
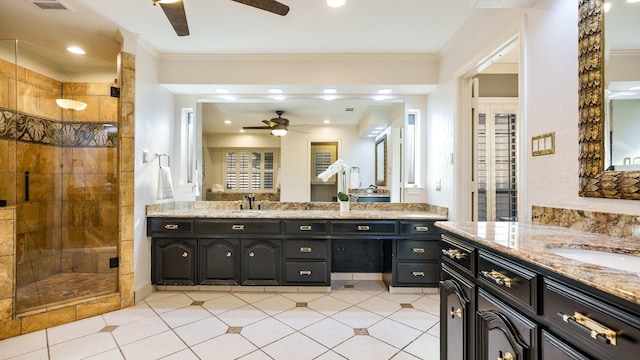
xmin=296 ymin=302 xmax=308 ymax=307
xmin=354 ymin=328 xmax=369 ymax=335
xmin=400 ymin=303 xmax=413 ymax=308
xmin=226 ymin=326 xmax=243 ymax=334
xmin=344 ymin=284 xmax=355 ymax=289
xmin=99 ymin=325 xmax=118 ymax=333
xmin=191 ymin=301 xmax=205 ymax=306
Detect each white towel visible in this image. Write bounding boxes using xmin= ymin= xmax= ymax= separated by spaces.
xmin=157 ymin=166 xmax=175 ymax=200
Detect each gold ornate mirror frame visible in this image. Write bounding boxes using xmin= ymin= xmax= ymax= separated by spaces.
xmin=578 ymin=0 xmax=640 ymax=200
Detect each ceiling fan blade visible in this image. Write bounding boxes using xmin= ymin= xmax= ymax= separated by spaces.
xmin=242 ymin=126 xmax=273 ymax=130
xmin=159 ymin=1 xmax=190 ymax=36
xmin=231 ymin=0 xmax=290 ymax=16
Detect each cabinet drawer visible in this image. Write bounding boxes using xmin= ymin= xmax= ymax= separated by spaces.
xmin=197 ymin=219 xmax=281 ymax=235
xmin=147 ymin=218 xmax=195 ymax=236
xmin=541 ymin=330 xmax=590 ymax=360
xmin=543 ymin=278 xmax=640 ymax=360
xmin=283 ymin=220 xmax=328 ymax=235
xmin=478 ymin=250 xmax=538 ymax=313
xmin=284 ymin=239 xmax=329 ymax=260
xmin=396 ymin=240 xmax=440 ymax=261
xmin=395 ymin=262 xmax=439 ymax=285
xmin=399 ymin=221 xmax=439 ymax=236
xmin=331 ymin=220 xmax=397 ymax=235
xmin=440 ymin=234 xmax=475 ymax=274
xmin=284 ymin=261 xmax=329 ymax=284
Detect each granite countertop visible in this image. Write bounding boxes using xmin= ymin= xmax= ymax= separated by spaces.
xmin=435 ymin=221 xmax=640 ymax=306
xmin=147 ymin=209 xmax=446 ymax=220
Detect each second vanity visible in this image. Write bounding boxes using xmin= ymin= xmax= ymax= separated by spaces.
xmin=436 ymin=221 xmax=640 ymax=360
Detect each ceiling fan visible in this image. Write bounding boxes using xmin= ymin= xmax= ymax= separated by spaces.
xmin=242 ymin=111 xmax=294 ymax=136
xmin=153 ymin=0 xmax=290 ymax=37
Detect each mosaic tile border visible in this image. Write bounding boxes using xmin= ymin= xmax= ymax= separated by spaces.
xmin=0 ymin=108 xmax=116 ymax=148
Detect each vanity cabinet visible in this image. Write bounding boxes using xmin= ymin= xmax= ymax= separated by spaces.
xmin=439 ymin=229 xmax=640 ymax=360
xmin=152 ymin=238 xmax=197 ymax=285
xmin=241 ymin=239 xmax=282 ymax=285
xmin=388 ymin=220 xmax=441 ymax=286
xmin=199 ymin=238 xmax=239 ymax=285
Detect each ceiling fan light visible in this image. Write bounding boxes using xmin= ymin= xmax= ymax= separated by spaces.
xmin=327 ymin=0 xmax=346 ymax=8
xmin=56 ymin=98 xmax=87 ymax=111
xmin=271 ymin=126 xmax=288 ymax=137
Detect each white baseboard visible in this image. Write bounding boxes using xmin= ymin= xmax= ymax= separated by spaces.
xmin=331 ymin=273 xmax=383 ymax=281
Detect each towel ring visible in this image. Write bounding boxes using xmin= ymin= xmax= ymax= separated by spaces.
xmin=158 ymin=154 xmax=170 ymax=168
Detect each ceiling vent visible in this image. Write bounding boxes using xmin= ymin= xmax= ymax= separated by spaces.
xmin=29 ymin=0 xmax=74 ymax=11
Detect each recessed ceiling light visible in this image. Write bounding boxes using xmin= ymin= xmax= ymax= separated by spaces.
xmin=215 ymin=88 xmax=230 ymax=94
xmin=272 ymin=95 xmax=286 ymax=101
xmin=377 ymin=89 xmax=392 ymax=94
xmin=222 ymin=95 xmax=237 ymax=100
xmin=323 ymin=119 xmax=331 ymax=124
xmin=322 ymin=95 xmax=337 ymax=101
xmin=327 ymin=0 xmax=346 ymax=8
xmin=373 ymin=95 xmax=390 ymax=101
xmin=224 ymin=120 xmax=231 ymax=124
xmin=67 ymin=46 xmax=85 ymax=55
xmin=269 ymin=88 xmax=284 ymax=94
xmin=627 ymin=0 xmax=640 ymax=4
xmin=323 ymin=88 xmax=337 ymax=94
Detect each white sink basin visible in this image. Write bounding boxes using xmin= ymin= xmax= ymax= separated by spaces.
xmin=548 ymin=248 xmax=640 ymax=273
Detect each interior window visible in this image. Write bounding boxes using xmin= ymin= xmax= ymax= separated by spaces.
xmin=406 ymin=110 xmax=420 ymax=187
xmin=225 ymin=149 xmax=278 ymax=191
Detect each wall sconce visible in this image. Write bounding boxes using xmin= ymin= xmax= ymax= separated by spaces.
xmin=56 ymin=99 xmax=87 ymax=111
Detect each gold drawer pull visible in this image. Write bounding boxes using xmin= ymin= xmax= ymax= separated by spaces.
xmin=300 ymin=247 xmax=312 ymax=253
xmin=415 ymin=226 xmax=429 ymax=232
xmin=497 ymin=352 xmax=514 ymax=360
xmin=357 ymin=225 xmax=370 ymax=231
xmin=412 ymin=271 xmax=425 ymax=277
xmin=441 ymin=248 xmax=466 ymax=260
xmin=182 ymin=252 xmax=188 ymax=258
xmin=559 ymin=312 xmax=617 ymax=345
xmin=299 ymin=270 xmax=312 ymax=276
xmin=299 ymin=225 xmax=312 ymax=231
xmin=412 ymin=248 xmax=425 ymax=254
xmin=450 ymin=307 xmax=463 ymax=318
xmin=164 ymin=224 xmax=179 ymax=230
xmin=232 ymin=224 xmax=245 ymax=230
xmin=481 ymin=270 xmax=513 ymax=288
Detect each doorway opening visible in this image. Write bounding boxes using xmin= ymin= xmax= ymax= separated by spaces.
xmin=310 ymin=141 xmax=338 ymax=202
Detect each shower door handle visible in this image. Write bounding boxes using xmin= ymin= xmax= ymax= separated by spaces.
xmin=25 ymin=171 xmax=30 ymax=202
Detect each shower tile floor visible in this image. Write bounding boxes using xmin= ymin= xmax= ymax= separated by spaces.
xmin=1 ymin=280 xmax=441 ymax=359
xmin=16 ymin=273 xmax=117 ymax=313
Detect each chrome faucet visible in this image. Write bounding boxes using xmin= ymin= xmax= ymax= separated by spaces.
xmin=244 ymin=194 xmax=255 ymax=210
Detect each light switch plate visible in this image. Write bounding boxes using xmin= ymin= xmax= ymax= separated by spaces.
xmin=142 ymin=150 xmax=149 ymax=163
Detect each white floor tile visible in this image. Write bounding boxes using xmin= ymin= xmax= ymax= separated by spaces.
xmin=111 ymin=315 xmax=170 ymax=346
xmin=102 ymin=303 xmax=156 ymax=326
xmin=308 ymin=295 xmax=352 ymax=316
xmin=3 ymin=348 xmax=49 ymax=360
xmin=47 ymin=315 xmax=106 ymax=345
xmin=411 ymin=295 xmax=440 ymax=316
xmin=299 ymin=318 xmax=354 ymax=348
xmin=201 ymin=294 xmax=247 ymax=315
xmin=120 ymin=330 xmax=187 ymax=360
xmin=145 ymin=293 xmax=195 ymax=314
xmin=403 ymin=333 xmax=440 ymax=359
xmin=215 ymin=305 xmax=269 ymax=327
xmin=143 ymin=291 xmax=183 ymax=303
xmin=333 ymin=335 xmax=400 ymax=360
xmin=0 ymin=330 xmax=47 ymax=360
xmin=238 ymin=350 xmax=274 ymax=360
xmin=173 ymin=316 xmax=228 ymax=346
xmin=331 ymin=306 xmax=384 ymax=328
xmin=329 ymin=289 xmax=376 ymax=305
xmin=83 ymin=348 xmax=125 ymax=360
xmin=251 ymin=294 xmax=296 ymax=316
xmin=233 ymin=292 xmax=276 ymax=304
xmin=182 ymin=291 xmax=228 ymax=302
xmin=357 ymin=296 xmax=402 ymax=317
xmin=241 ymin=317 xmax=295 ymax=347
xmin=191 ymin=334 xmax=257 ymax=360
xmin=160 ymin=348 xmax=200 ymax=360
xmin=49 ymin=333 xmax=118 ymax=360
xmin=388 ymin=308 xmax=440 ymax=331
xmin=427 ymin=321 xmax=440 ymax=338
xmin=159 ymin=306 xmax=212 ymax=328
xmin=314 ymin=350 xmax=348 ymax=360
xmin=391 ymin=351 xmax=422 ymax=359
xmin=376 ymin=292 xmax=423 ymax=304
xmin=261 ymin=332 xmax=328 ymax=360
xmin=280 ymin=292 xmax=326 ymax=303
xmin=368 ymin=319 xmax=423 ymax=349
xmin=273 ymin=307 xmax=326 ymax=330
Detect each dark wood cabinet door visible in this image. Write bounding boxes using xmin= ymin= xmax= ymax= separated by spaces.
xmin=540 ymin=330 xmax=590 ymax=360
xmin=241 ymin=239 xmax=282 ymax=285
xmin=199 ymin=239 xmax=239 ymax=285
xmin=476 ymin=310 xmax=528 ymax=360
xmin=152 ymin=238 xmax=197 ymax=285
xmin=440 ymin=279 xmax=470 ymax=360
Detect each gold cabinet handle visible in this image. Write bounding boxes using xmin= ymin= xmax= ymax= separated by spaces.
xmin=226 ymin=251 xmax=232 ymax=258
xmin=357 ymin=225 xmax=370 ymax=231
xmin=248 ymin=251 xmax=255 ymax=257
xmin=441 ymin=248 xmax=466 ymax=260
xmin=415 ymin=226 xmax=429 ymax=232
xmin=450 ymin=307 xmax=463 ymax=318
xmin=299 ymin=270 xmax=312 ymax=276
xmin=299 ymin=225 xmax=312 ymax=231
xmin=497 ymin=352 xmax=514 ymax=360
xmin=481 ymin=270 xmax=513 ymax=288
xmin=412 ymin=271 xmax=425 ymax=277
xmin=164 ymin=224 xmax=179 ymax=230
xmin=182 ymin=252 xmax=188 ymax=258
xmin=232 ymin=224 xmax=245 ymax=230
xmin=412 ymin=248 xmax=425 ymax=254
xmin=559 ymin=312 xmax=617 ymax=345
xmin=300 ymin=247 xmax=312 ymax=253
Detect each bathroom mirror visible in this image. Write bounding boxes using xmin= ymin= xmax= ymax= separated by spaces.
xmin=578 ymin=0 xmax=640 ymax=200
xmin=375 ymin=135 xmax=387 ymax=186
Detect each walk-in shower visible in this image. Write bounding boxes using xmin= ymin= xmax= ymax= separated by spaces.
xmin=0 ymin=40 xmax=120 ymax=313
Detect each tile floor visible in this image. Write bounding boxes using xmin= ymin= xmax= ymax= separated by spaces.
xmin=0 ymin=280 xmax=440 ymax=360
